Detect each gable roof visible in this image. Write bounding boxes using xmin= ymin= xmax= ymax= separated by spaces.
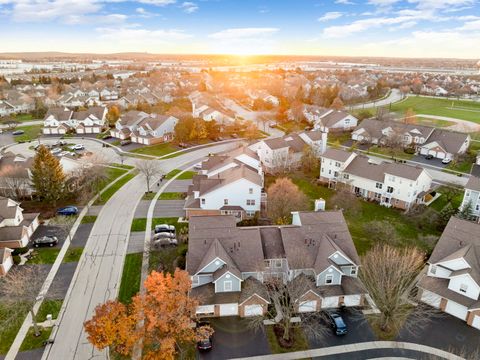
xmin=422 ymin=129 xmax=469 ymax=154
xmin=322 ymin=148 xmax=354 ymax=163
xmin=465 ymin=176 xmax=480 ymax=192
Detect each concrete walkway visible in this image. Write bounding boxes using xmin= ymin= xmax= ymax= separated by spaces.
xmin=231 ymin=341 xmax=465 ymax=360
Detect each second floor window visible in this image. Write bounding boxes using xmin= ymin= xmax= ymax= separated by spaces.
xmin=247 ymin=199 xmax=256 ymax=206
xmin=224 ymin=199 xmax=228 ymax=205
xmin=224 ymin=281 xmax=232 ymax=292
xmin=335 ymin=162 xmax=341 ymax=167
xmin=376 ymin=183 xmax=383 ymax=189
xmin=249 ymin=188 xmax=253 ymax=194
xmin=325 ymin=274 xmax=333 ymax=284
xmin=343 ymin=174 xmax=349 ymax=179
xmin=387 ymin=186 xmax=394 ymax=193
xmin=201 ymin=198 xmax=205 ymax=205
xmin=460 ymin=284 xmax=468 ymax=293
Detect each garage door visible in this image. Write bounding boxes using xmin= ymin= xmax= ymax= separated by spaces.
xmin=420 ymin=148 xmax=428 ymax=155
xmin=472 ymin=315 xmax=480 ymax=330
xmin=421 ymin=290 xmax=442 ymax=308
xmin=219 ymin=303 xmax=238 ymax=316
xmin=244 ymin=304 xmax=263 ymax=317
xmin=344 ymin=295 xmax=361 ymax=307
xmin=445 ymin=300 xmax=468 ymax=320
xmin=321 ymin=297 xmax=339 ymax=309
xmin=298 ymin=301 xmax=317 ymax=313
xmin=196 ymin=305 xmax=215 ymax=315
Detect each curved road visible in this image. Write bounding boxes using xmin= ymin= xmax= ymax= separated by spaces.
xmin=350 ymin=89 xmax=403 ymax=110
xmin=40 ymin=141 xmax=240 ymax=360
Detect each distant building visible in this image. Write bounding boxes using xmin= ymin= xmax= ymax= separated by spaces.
xmin=42 ymin=107 xmax=107 ymax=135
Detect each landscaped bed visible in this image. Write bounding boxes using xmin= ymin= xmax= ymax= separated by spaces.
xmin=94 ymin=171 xmax=137 ymax=205
xmin=118 ymin=252 xmax=143 ymax=304
xmin=265 ymin=325 xmax=309 ymax=354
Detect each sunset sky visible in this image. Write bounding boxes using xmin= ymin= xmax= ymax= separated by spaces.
xmin=1 ymin=0 xmax=479 ymax=58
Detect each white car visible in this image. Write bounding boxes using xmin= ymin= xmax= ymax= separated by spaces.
xmin=442 ymin=158 xmax=452 ymax=164
xmin=51 ymin=147 xmax=62 ymax=155
xmin=194 ymin=163 xmax=203 ymax=170
xmin=70 ymin=144 xmax=85 ymax=151
xmin=154 ymin=237 xmax=178 ymax=247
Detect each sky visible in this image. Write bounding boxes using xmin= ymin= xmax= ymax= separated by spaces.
xmin=0 ymin=0 xmax=480 ymax=58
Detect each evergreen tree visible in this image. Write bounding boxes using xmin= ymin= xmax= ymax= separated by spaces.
xmin=458 ymin=201 xmax=473 ymax=221
xmin=31 ymin=145 xmax=66 ymax=204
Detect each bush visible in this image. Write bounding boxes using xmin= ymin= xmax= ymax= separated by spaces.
xmin=12 ymin=247 xmax=29 ymax=256
xmin=13 ymin=255 xmax=21 ymax=264
xmin=404 ymin=147 xmax=416 ymax=154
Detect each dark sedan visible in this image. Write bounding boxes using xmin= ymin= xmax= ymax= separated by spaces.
xmin=326 ymin=311 xmax=348 ymax=336
xmin=33 ymin=236 xmax=58 ymax=247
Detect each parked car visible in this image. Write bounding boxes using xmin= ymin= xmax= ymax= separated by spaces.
xmin=57 ymin=206 xmax=79 ymax=216
xmin=196 ymin=321 xmax=213 ymax=351
xmin=51 ymin=147 xmax=62 ymax=155
xmin=425 ymin=154 xmax=434 ymax=160
xmin=33 ymin=236 xmax=58 ymax=247
xmin=153 ymin=232 xmax=176 ymax=240
xmin=194 ymin=163 xmax=203 ymax=170
xmin=71 ymin=144 xmax=85 ymax=151
xmin=59 ymin=151 xmax=70 ymax=157
xmin=12 ymin=130 xmax=24 ymax=135
xmin=442 ymin=158 xmax=452 ymax=164
xmin=55 ymin=140 xmax=67 ymax=146
xmin=154 ymin=224 xmax=175 ymax=234
xmin=120 ymin=139 xmax=131 ymax=146
xmin=326 ymin=312 xmax=347 ymax=336
xmin=154 ymin=237 xmax=178 ymax=247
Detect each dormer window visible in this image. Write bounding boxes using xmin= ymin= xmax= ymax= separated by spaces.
xmin=460 ymin=284 xmax=468 ymax=293
xmin=325 ymin=274 xmax=333 ymax=284
xmin=224 ymin=281 xmax=232 ymax=292
xmin=430 ymin=265 xmax=437 ymax=275
xmin=350 ymin=267 xmax=357 ymax=276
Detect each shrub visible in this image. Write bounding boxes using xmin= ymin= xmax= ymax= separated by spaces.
xmin=404 ymin=147 xmax=415 ymax=155
xmin=12 ymin=247 xmax=29 ymax=256
xmin=13 ymin=255 xmax=21 ymax=264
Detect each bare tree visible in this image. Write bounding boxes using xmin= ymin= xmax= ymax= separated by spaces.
xmin=331 ymin=188 xmax=361 ymax=216
xmin=0 ymin=164 xmax=31 ymax=200
xmin=0 ymin=266 xmax=57 ymax=337
xmin=360 ymin=244 xmax=437 ymax=336
xmin=267 ymin=178 xmax=308 ymax=224
xmin=136 ymin=160 xmax=162 ymax=193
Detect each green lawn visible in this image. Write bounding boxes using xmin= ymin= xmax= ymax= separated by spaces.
xmin=15 ymin=114 xmax=34 ymax=121
xmin=63 ymin=247 xmax=83 ymax=262
xmin=94 ymin=172 xmax=137 ymax=205
xmin=19 ymin=326 xmax=52 ymax=352
xmin=265 ymin=325 xmax=309 ymax=354
xmin=13 ymin=124 xmax=43 ymax=143
xmin=367 ymin=145 xmax=415 ymax=160
xmin=29 ymin=246 xmax=83 ymax=264
xmin=415 ymin=116 xmax=455 ymax=128
xmin=36 ymin=300 xmax=63 ymax=322
xmin=390 ymin=96 xmax=480 ymax=123
xmin=81 ymin=215 xmax=97 ymax=224
xmin=429 ymin=187 xmax=464 ymax=212
xmin=165 ymin=169 xmax=197 ymax=180
xmin=130 ymin=142 xmax=178 ymax=157
xmin=159 ymin=192 xmax=185 ymax=200
xmin=0 ymin=305 xmax=29 ymax=354
xmin=118 ymin=252 xmax=143 ymax=303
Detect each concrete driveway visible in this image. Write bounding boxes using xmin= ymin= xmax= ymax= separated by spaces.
xmin=397 ymin=312 xmax=480 ymax=358
xmin=198 ymin=317 xmax=271 ymax=360
xmin=306 ymin=309 xmax=376 ymax=349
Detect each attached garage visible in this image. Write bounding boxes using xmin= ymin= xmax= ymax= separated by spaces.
xmin=343 ymin=295 xmax=361 ymax=307
xmin=472 ymin=315 xmax=480 ymax=330
xmin=219 ymin=303 xmax=238 ymax=316
xmin=196 ymin=305 xmax=215 ymax=315
xmin=445 ymin=300 xmax=468 ymax=321
xmin=244 ymin=304 xmax=263 ymax=317
xmin=298 ymin=301 xmax=317 ymax=313
xmin=321 ymin=297 xmax=339 ymax=309
xmin=420 ymin=290 xmax=442 ymax=309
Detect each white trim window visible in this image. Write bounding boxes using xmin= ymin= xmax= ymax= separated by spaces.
xmin=224 ymin=280 xmax=232 ymax=292
xmin=350 ymin=267 xmax=357 ymax=276
xmin=325 ymin=274 xmax=333 ymax=284
xmin=460 ymin=283 xmax=468 ymax=293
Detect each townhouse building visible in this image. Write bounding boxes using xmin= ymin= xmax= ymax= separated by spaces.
xmin=42 ymin=107 xmax=107 ymax=135
xmin=460 ymin=176 xmax=480 ymax=222
xmin=320 ymin=148 xmax=433 ymax=210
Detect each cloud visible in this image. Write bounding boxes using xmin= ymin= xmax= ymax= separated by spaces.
xmin=180 ymin=1 xmax=198 ymax=13
xmin=458 ymin=19 xmax=480 ymax=31
xmin=318 ymin=11 xmax=343 ymax=22
xmin=208 ymin=27 xmax=279 ymax=39
xmin=96 ymin=26 xmax=192 ymax=42
xmin=136 ymin=0 xmax=176 ymax=5
xmin=335 ymin=0 xmax=354 ymax=4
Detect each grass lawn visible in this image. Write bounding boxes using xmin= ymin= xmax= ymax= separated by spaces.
xmin=390 ymin=96 xmax=480 ymax=123
xmin=429 ymin=187 xmax=464 ymax=212
xmin=165 ymin=169 xmax=197 ymax=180
xmin=265 ymin=325 xmax=309 ymax=354
xmin=366 ymin=146 xmax=415 ymax=160
xmin=415 ymin=116 xmax=455 ymax=128
xmin=118 ymin=252 xmax=143 ymax=303
xmin=29 ymin=248 xmax=60 ymax=264
xmin=110 ymin=163 xmax=135 ymax=170
xmin=142 ymin=192 xmax=156 ymax=200
xmin=159 ymin=192 xmax=185 ymax=200
xmin=15 ymin=114 xmax=34 ymax=121
xmin=13 ymin=124 xmax=43 ymax=143
xmin=94 ymin=172 xmax=137 ymax=205
xmin=81 ymin=215 xmax=97 ymax=224
xmin=0 ymin=304 xmax=29 ymax=354
xmin=131 ymin=217 xmax=188 ymax=232
xmin=130 ymin=142 xmax=178 ymax=157
xmin=63 ymin=247 xmax=83 ymax=262
xmin=36 ymin=300 xmax=63 ymax=322
xmin=19 ymin=326 xmax=52 ymax=352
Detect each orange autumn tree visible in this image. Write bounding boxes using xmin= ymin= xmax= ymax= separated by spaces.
xmin=84 ymin=269 xmax=208 ymax=360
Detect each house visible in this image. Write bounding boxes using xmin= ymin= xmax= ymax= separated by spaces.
xmin=303 ymin=106 xmax=358 ymax=132
xmin=418 ymin=129 xmax=470 ymax=160
xmin=185 ymin=157 xmax=263 ymax=220
xmin=320 ymin=148 xmax=433 ymax=210
xmin=417 ymin=217 xmax=480 ymax=330
xmin=249 ymin=130 xmax=327 ymax=173
xmin=187 ymin=211 xmax=367 ymax=318
xmin=0 ymin=248 xmax=14 ymax=276
xmin=460 ymin=176 xmax=480 ymax=222
xmin=352 ymin=119 xmax=434 ymax=147
xmin=110 ymin=111 xmax=149 ymax=140
xmin=42 ymin=107 xmax=107 ymax=135
xmin=0 ymin=197 xmax=39 ymax=249
xmin=0 ymin=152 xmax=33 ymax=198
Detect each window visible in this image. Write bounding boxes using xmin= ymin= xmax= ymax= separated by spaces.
xmin=376 ymin=183 xmax=383 ymax=189
xmin=389 ymin=176 xmax=396 ymax=182
xmin=275 ymin=259 xmax=282 ymax=268
xmin=343 ymin=174 xmax=349 ymax=179
xmin=345 ymin=119 xmax=350 ymax=125
xmin=465 ymin=191 xmax=470 ymax=197
xmin=328 ymin=170 xmax=332 ymax=175
xmin=430 ymin=265 xmax=437 ymax=275
xmin=224 ymin=281 xmax=232 ymax=292
xmin=460 ymin=284 xmax=468 ymax=293
xmin=476 ymin=204 xmax=480 ymax=211
xmin=334 ymin=171 xmax=338 ymax=177
xmin=335 ymin=162 xmax=341 ymax=167
xmin=246 ymin=199 xmax=256 ymax=206
xmin=350 ymin=267 xmax=357 ymax=276
xmin=264 ymin=260 xmax=271 ymax=267
xmin=249 ymin=188 xmax=253 ymax=194
xmin=325 ymin=274 xmax=333 ymax=284
xmin=387 ymin=186 xmax=394 ymax=193
xmin=224 ymin=199 xmax=228 ymax=205
xmin=201 ymin=198 xmax=205 ymax=205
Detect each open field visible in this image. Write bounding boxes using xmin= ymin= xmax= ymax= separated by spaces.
xmin=390 ymin=96 xmax=480 ymax=123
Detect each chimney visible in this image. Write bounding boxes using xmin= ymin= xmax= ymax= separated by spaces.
xmin=314 ymin=198 xmax=326 ymax=212
xmin=320 ymin=130 xmax=328 ymax=154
